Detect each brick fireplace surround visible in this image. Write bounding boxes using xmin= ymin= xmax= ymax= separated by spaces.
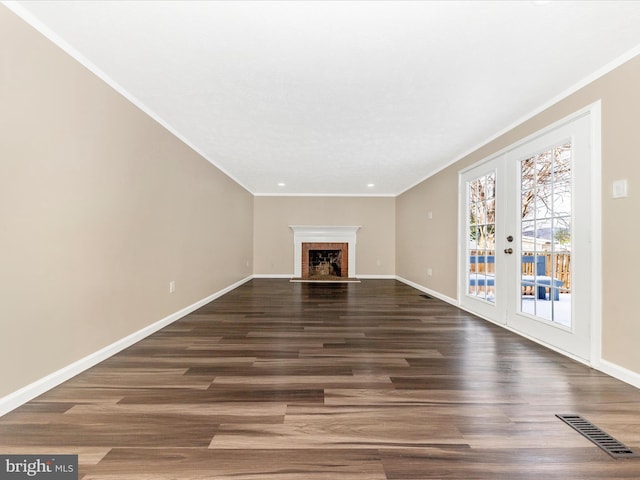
xmin=290 ymin=225 xmax=360 ymax=280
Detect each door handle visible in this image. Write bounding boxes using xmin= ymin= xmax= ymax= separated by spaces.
xmin=504 ymin=248 xmax=513 ymax=254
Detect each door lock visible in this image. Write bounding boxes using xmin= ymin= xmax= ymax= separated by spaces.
xmin=504 ymin=248 xmax=513 ymax=254
xmin=506 ymin=235 xmax=514 ymax=242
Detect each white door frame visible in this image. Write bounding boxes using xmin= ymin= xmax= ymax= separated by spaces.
xmin=457 ymin=102 xmax=602 ymax=365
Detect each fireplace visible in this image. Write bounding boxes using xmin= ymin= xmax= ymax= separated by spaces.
xmin=290 ymin=226 xmax=360 ymax=281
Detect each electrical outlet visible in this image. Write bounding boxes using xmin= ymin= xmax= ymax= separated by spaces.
xmin=169 ymin=281 xmax=176 ymax=293
xmin=427 ymin=268 xmax=433 ymax=276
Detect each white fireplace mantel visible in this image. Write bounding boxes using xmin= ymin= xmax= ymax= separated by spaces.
xmin=290 ymin=225 xmax=361 ymax=278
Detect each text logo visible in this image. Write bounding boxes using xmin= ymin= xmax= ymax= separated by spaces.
xmin=0 ymin=455 xmax=77 ymax=479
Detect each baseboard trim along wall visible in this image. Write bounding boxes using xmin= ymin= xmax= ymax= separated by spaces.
xmin=357 ymin=274 xmax=396 ymax=280
xmin=395 ymin=276 xmax=458 ymax=305
xmin=253 ymin=274 xmax=398 ymax=280
xmin=598 ymin=358 xmax=640 ymax=390
xmin=0 ymin=275 xmax=253 ymax=417
xmin=252 ymin=274 xmax=293 ymax=279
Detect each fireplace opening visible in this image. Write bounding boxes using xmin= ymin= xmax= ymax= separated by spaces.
xmin=309 ymin=250 xmax=342 ymax=278
xmin=300 ymin=242 xmax=349 ymax=279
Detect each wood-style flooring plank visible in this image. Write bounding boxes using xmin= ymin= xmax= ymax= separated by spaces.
xmin=82 ymin=448 xmax=388 ymax=480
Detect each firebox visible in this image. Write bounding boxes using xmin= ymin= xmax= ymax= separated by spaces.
xmin=301 ymin=242 xmax=348 ymax=279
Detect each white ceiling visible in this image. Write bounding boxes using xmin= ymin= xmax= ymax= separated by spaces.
xmin=7 ymin=1 xmax=640 ymax=196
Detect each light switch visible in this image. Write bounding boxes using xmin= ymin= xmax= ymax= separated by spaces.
xmin=612 ymin=179 xmax=628 ymax=199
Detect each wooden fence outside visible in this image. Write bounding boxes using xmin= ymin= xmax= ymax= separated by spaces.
xmin=470 ymin=251 xmax=572 ymax=294
xmin=522 ymin=252 xmax=571 ymax=292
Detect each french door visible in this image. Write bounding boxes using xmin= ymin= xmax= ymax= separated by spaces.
xmin=459 ymin=110 xmax=596 ymax=362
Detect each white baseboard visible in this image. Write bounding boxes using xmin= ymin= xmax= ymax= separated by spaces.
xmin=597 ymin=358 xmax=640 ymax=390
xmin=357 ymin=274 xmax=396 ymax=279
xmin=395 ymin=276 xmax=458 ymax=305
xmin=252 ymin=274 xmax=293 ymax=279
xmin=0 ymin=275 xmax=253 ymax=417
xmin=253 ymin=274 xmax=397 ymax=280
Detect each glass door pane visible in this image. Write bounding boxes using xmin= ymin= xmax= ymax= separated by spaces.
xmin=519 ymin=142 xmax=572 ymax=327
xmin=467 ymin=172 xmax=497 ymax=303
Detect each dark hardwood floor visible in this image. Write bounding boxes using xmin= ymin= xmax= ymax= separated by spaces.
xmin=1 ymin=279 xmax=639 ymax=479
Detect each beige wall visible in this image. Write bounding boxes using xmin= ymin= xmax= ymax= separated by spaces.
xmin=396 ymin=168 xmax=460 ymax=299
xmin=254 ymin=196 xmax=395 ymax=276
xmin=397 ymin=54 xmax=640 ymax=375
xmin=0 ymin=7 xmax=253 ymax=397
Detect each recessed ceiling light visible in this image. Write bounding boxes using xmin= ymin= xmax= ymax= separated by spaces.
xmin=367 ymin=183 xmax=375 ymax=188
xmin=278 ymin=182 xmax=286 ymax=187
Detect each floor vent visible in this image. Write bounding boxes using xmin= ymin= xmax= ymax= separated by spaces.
xmin=556 ymin=414 xmax=638 ymax=459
